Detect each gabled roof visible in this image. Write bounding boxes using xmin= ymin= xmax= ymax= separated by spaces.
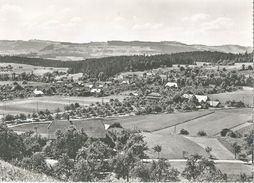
xmin=182 ymin=94 xmax=208 ymax=103
xmin=195 ymin=95 xmax=208 ymax=103
xmin=147 ymin=92 xmax=161 ymax=97
xmin=90 ymin=88 xmax=101 ymax=93
xmin=33 ymin=89 xmax=43 ymax=95
xmin=165 ymin=82 xmax=178 ymax=87
xmin=208 ymin=100 xmax=220 ymax=107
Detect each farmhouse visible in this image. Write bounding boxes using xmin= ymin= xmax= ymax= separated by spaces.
xmin=195 ymin=95 xmax=208 ymax=103
xmin=33 ymin=88 xmax=44 ymax=96
xmin=146 ymin=92 xmax=161 ymax=101
xmin=183 ymin=94 xmax=208 ymax=103
xmin=165 ymin=82 xmax=178 ymax=88
xmin=208 ymin=100 xmax=220 ymax=107
xmin=121 ymin=80 xmax=130 ymax=85
xmin=90 ymin=88 xmax=102 ymax=94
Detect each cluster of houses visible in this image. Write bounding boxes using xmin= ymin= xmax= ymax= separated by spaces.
xmin=0 ymin=65 xmax=13 ymax=72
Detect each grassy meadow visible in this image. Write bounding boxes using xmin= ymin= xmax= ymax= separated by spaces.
xmin=0 ymin=95 xmax=125 ymax=115
xmin=208 ymin=88 xmax=254 ymax=106
xmin=0 ymin=62 xmax=68 ymax=76
xmin=104 ymin=110 xmax=213 ymax=132
xmin=156 ymin=108 xmax=252 ymax=136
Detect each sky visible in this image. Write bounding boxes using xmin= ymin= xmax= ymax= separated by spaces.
xmin=0 ymin=0 xmax=252 ymax=46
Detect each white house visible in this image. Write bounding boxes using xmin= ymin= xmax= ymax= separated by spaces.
xmin=33 ymin=89 xmax=44 ymax=96
xmin=183 ymin=94 xmax=208 ymax=103
xmin=121 ymin=80 xmax=130 ymax=85
xmin=195 ymin=95 xmax=208 ymax=103
xmin=165 ymin=82 xmax=178 ymax=88
xmin=208 ymin=101 xmax=220 ymax=107
xmin=90 ymin=88 xmax=101 ymax=94
xmin=182 ymin=94 xmax=193 ymax=100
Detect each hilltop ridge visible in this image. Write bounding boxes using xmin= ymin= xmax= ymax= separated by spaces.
xmin=0 ymin=40 xmax=251 ymax=61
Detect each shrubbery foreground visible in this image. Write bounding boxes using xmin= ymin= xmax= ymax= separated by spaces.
xmin=0 ymin=123 xmax=252 ymax=182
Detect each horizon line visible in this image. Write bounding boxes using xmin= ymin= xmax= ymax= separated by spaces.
xmin=0 ymin=38 xmax=252 ymax=47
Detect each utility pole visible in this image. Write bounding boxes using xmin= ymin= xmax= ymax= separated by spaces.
xmin=36 ymin=101 xmax=38 ymax=113
xmin=252 ymin=1 xmax=254 ymax=179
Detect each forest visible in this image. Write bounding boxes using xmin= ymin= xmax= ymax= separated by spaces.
xmin=0 ymin=51 xmax=252 ymax=78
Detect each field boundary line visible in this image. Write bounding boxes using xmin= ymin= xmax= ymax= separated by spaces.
xmin=9 ymin=121 xmax=51 ymax=128
xmin=151 ymin=111 xmax=215 ymax=133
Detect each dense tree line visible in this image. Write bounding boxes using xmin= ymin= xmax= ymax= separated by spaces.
xmin=0 ymin=51 xmax=252 ymax=78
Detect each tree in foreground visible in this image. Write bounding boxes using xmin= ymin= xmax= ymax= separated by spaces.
xmin=111 ymin=129 xmax=148 ymax=181
xmin=152 ymin=145 xmax=162 ymax=159
xmin=53 ymin=154 xmax=74 ymax=181
xmin=182 ymin=154 xmax=227 ymax=182
xmin=131 ymin=159 xmax=179 ymax=182
xmin=71 ymin=158 xmax=97 ymax=181
xmin=46 ymin=126 xmax=88 ymax=159
xmin=0 ymin=124 xmax=25 ymax=160
xmin=20 ymin=152 xmax=50 ymax=175
xmin=205 ymin=146 xmax=212 ymax=159
xmin=149 ymin=159 xmax=179 ymax=182
xmin=232 ymin=142 xmax=241 ymax=159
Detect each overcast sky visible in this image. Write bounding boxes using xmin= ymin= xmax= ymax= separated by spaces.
xmin=0 ymin=0 xmax=252 ymax=46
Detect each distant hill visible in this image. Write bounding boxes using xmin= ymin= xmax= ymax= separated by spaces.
xmin=0 ymin=160 xmax=56 ymax=181
xmin=0 ymin=40 xmax=252 ymax=61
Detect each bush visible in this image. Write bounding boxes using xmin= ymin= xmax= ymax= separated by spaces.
xmin=20 ymin=152 xmax=50 ymax=175
xmin=0 ymin=124 xmax=25 ymax=160
xmin=179 ymin=129 xmax=189 ymax=135
xmin=108 ymin=122 xmax=123 ymax=129
xmin=228 ymin=131 xmax=241 ymax=138
xmin=238 ymin=153 xmax=248 ymax=162
xmin=220 ymin=128 xmax=231 ymax=137
xmin=3 ymin=114 xmax=15 ymax=122
xmin=197 ymin=130 xmax=207 ymax=136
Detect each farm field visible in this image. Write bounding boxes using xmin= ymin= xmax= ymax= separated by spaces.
xmin=10 ymin=118 xmax=106 ymax=139
xmin=185 ymin=136 xmax=234 ymax=160
xmin=104 ymin=110 xmax=213 ymax=132
xmin=235 ymin=122 xmax=253 ymax=135
xmin=143 ymin=133 xmax=209 ymax=159
xmin=0 ymin=80 xmax=48 ymax=86
xmin=208 ymin=88 xmax=254 ymax=106
xmin=0 ymin=62 xmax=68 ymax=75
xmin=0 ymin=95 xmax=125 ymax=115
xmin=197 ymin=62 xmax=253 ymax=71
xmin=156 ymin=108 xmax=252 ymax=136
xmin=10 ymin=122 xmax=50 ymax=136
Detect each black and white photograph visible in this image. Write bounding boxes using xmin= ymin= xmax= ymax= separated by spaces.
xmin=0 ymin=0 xmax=253 ymax=182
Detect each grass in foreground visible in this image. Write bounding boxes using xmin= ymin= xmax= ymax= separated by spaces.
xmin=0 ymin=160 xmax=56 ymax=182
